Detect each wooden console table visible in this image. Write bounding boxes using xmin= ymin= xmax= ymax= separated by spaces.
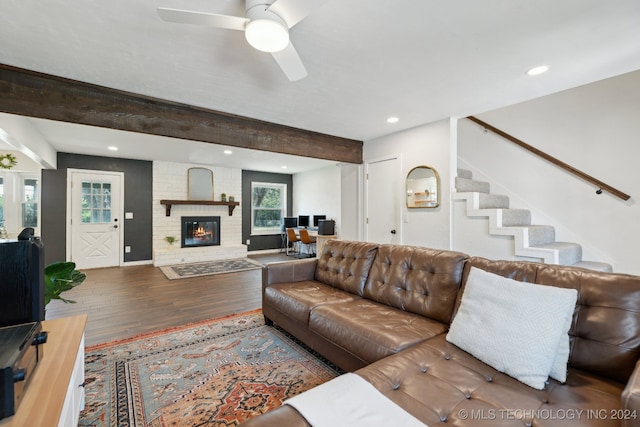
xmin=160 ymin=199 xmax=240 ymax=216
xmin=0 ymin=315 xmax=87 ymax=427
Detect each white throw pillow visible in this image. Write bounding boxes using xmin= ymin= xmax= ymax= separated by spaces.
xmin=549 ymin=327 xmax=571 ymax=383
xmin=548 ymin=283 xmax=576 ymax=383
xmin=446 ymin=267 xmax=577 ymax=390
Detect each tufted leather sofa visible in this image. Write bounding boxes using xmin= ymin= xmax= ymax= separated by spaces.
xmin=243 ymin=239 xmax=640 ymax=427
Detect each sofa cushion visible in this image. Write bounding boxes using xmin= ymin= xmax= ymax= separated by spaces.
xmin=262 ymin=258 xmax=317 ymax=287
xmin=363 ymin=245 xmax=467 ymax=324
xmin=447 ymin=267 xmax=577 ymax=390
xmin=264 ymin=281 xmax=360 ymax=324
xmin=356 ymin=335 xmax=625 ymax=426
xmin=464 ymin=257 xmax=640 ymax=384
xmin=452 ymin=256 xmax=541 ymax=320
xmin=536 ymin=265 xmax=640 ymax=384
xmin=309 ymin=299 xmax=448 ymax=364
xmin=315 ymin=240 xmax=379 ymax=296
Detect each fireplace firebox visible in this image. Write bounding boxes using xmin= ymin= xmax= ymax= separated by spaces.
xmin=181 ymin=216 xmax=221 ymax=248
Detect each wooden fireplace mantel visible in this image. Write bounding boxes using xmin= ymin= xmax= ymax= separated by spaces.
xmin=160 ymin=200 xmax=239 ymax=216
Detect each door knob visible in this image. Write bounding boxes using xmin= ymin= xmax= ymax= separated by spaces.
xmin=390 ymin=229 xmax=396 ymax=234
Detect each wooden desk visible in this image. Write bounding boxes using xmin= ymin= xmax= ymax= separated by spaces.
xmin=286 ymin=229 xmax=336 ymax=257
xmin=0 ymin=315 xmax=87 ymax=427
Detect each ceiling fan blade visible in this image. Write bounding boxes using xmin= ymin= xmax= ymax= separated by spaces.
xmin=267 ymin=0 xmax=328 ymax=28
xmin=157 ymin=7 xmax=248 ymax=31
xmin=271 ymin=42 xmax=308 ymax=81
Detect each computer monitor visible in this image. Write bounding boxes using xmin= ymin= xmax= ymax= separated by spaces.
xmin=298 ymin=215 xmax=310 ymax=228
xmin=283 ymin=217 xmax=298 ymax=229
xmin=313 ymin=215 xmax=326 ymax=227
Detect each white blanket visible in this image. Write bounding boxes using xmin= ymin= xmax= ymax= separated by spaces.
xmin=285 ymin=373 xmax=427 ymax=427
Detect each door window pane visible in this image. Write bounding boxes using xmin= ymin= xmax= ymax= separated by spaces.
xmin=81 ymin=181 xmax=112 ymax=223
xmin=103 ymin=183 xmax=111 ymax=208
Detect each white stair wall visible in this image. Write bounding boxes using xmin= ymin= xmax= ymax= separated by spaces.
xmin=453 ymin=169 xmax=613 ymax=272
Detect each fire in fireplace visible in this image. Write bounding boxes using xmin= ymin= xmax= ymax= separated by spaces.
xmin=181 ymin=216 xmax=221 ymax=248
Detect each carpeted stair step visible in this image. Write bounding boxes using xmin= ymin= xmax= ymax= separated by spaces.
xmin=454 ymin=169 xmax=613 ymax=272
xmin=500 ymin=209 xmax=531 ymax=226
xmin=531 ymin=242 xmax=582 ymax=266
xmin=455 ymin=177 xmax=490 ymax=193
xmin=457 ymin=169 xmax=473 ymax=179
xmin=572 ymin=261 xmax=613 ymax=273
xmin=526 ymin=225 xmax=555 ymax=246
xmin=478 ymin=193 xmax=509 ymax=209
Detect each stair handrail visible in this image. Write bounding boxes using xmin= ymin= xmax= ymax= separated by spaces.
xmin=466 ymin=116 xmax=630 ymax=201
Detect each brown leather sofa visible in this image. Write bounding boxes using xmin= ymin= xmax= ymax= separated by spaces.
xmin=242 ymin=239 xmax=640 ymax=426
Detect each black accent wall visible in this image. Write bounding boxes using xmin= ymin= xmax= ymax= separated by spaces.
xmin=41 ymin=153 xmax=153 ymax=265
xmin=242 ymin=170 xmax=293 ymax=252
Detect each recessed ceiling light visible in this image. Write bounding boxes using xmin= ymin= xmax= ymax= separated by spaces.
xmin=281 ymin=165 xmax=288 ymax=169
xmin=223 ymin=150 xmax=232 ymax=155
xmin=386 ymin=117 xmax=399 ymax=124
xmin=526 ymin=65 xmax=549 ymax=76
xmin=108 ymin=146 xmax=118 ymax=151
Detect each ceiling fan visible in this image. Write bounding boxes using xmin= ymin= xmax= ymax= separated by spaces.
xmin=157 ymin=0 xmax=327 ymax=81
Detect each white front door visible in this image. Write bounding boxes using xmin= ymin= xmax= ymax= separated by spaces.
xmin=365 ymin=157 xmax=400 ymax=244
xmin=68 ymin=170 xmax=123 ymax=269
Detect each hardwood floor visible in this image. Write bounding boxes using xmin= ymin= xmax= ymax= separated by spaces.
xmin=45 ymin=253 xmax=293 ymax=347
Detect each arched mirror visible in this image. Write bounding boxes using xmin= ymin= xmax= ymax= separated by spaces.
xmin=188 ymin=167 xmax=214 ymax=200
xmin=406 ymin=165 xmax=440 ymax=208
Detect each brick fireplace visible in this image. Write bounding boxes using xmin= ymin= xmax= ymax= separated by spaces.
xmin=152 ymin=161 xmax=245 ymax=267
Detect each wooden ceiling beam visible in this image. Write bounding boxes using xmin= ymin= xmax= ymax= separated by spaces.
xmin=0 ymin=64 xmax=363 ymax=164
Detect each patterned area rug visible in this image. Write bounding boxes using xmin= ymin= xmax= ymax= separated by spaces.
xmin=79 ymin=310 xmax=342 ymax=426
xmin=159 ymin=258 xmax=264 ymax=280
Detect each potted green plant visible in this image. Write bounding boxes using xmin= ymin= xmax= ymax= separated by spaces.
xmin=44 ymin=261 xmax=87 ymax=305
xmin=165 ymin=236 xmax=177 ymax=245
xmin=221 ymin=193 xmax=227 ymax=202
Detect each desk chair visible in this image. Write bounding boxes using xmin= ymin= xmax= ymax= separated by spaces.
xmin=286 ymin=228 xmax=301 ymax=256
xmin=298 ymin=229 xmax=317 ymax=258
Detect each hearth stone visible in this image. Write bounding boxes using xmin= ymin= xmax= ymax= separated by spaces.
xmin=153 ymin=245 xmax=248 ymax=267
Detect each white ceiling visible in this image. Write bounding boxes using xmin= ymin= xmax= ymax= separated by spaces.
xmin=1 ymin=0 xmax=640 ymax=173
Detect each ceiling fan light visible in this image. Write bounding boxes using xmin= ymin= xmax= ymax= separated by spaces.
xmin=245 ymin=19 xmax=289 ymax=53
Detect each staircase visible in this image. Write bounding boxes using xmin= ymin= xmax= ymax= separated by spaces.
xmin=454 ymin=169 xmax=612 ymax=272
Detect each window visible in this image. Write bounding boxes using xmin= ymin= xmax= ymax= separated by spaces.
xmin=0 ymin=173 xmax=41 ymax=234
xmin=81 ymin=181 xmax=112 ymax=223
xmin=22 ymin=178 xmax=38 ymax=228
xmin=0 ymin=177 xmax=4 ymax=227
xmin=251 ymin=182 xmax=286 ymax=235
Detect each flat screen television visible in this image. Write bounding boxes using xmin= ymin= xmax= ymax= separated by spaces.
xmin=283 ymin=217 xmax=298 ymax=229
xmin=298 ymin=215 xmax=310 ymax=228
xmin=313 ymin=215 xmax=326 ymax=227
